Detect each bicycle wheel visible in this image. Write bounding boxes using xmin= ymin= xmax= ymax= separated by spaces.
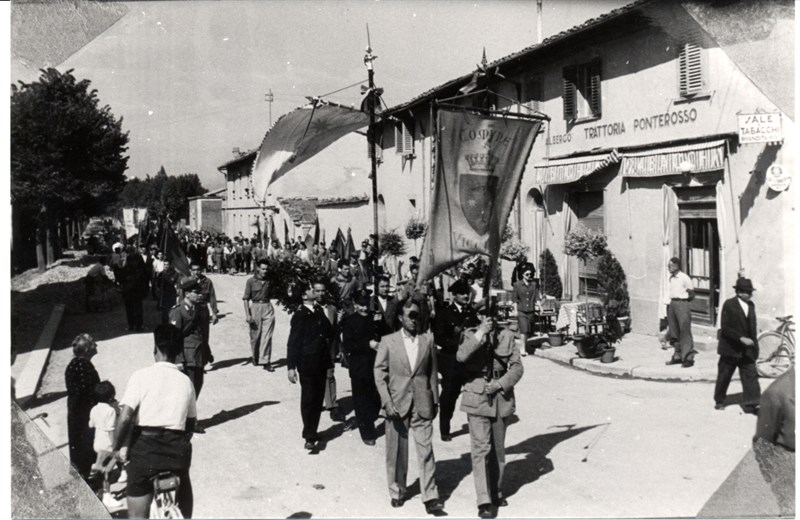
xmin=756 ymin=331 xmax=792 ymax=378
xmin=162 ymin=504 xmax=184 ymax=519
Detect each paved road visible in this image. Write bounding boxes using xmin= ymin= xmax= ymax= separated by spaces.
xmin=30 ymin=272 xmax=761 ymax=518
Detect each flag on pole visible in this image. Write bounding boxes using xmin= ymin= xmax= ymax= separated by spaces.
xmin=158 ymin=221 xmax=191 ymax=277
xmin=332 ymin=228 xmax=345 ymax=259
xmin=284 ymin=220 xmax=290 ymax=245
xmin=321 ymin=228 xmax=327 ymax=246
xmin=269 ymin=216 xmax=279 ymax=247
xmin=418 ymin=109 xmax=541 ymax=283
xmin=344 ymin=228 xmax=356 ymax=260
xmin=250 ymin=101 xmax=369 ymax=203
xmin=313 ymin=218 xmax=320 ymax=246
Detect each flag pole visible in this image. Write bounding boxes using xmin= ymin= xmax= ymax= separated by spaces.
xmin=365 ymin=25 xmax=380 ymax=279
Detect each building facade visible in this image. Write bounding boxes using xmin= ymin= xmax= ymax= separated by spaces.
xmin=376 ymin=0 xmax=795 ymax=334
xmin=188 ymin=188 xmax=224 ymax=233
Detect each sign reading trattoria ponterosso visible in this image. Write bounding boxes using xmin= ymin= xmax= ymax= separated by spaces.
xmin=738 ymin=112 xmax=783 ymax=144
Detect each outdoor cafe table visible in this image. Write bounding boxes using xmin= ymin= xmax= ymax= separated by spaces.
xmin=555 ymin=302 xmax=583 ymax=335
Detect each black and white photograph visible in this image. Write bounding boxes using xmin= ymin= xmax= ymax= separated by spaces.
xmin=7 ymin=0 xmax=796 ymax=518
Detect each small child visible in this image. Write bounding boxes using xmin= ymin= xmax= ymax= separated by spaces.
xmin=89 ymin=381 xmax=124 ymax=509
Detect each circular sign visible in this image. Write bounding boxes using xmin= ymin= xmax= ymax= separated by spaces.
xmin=766 ymin=164 xmax=792 ymax=192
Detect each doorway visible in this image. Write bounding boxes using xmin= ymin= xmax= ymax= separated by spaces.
xmin=676 ymin=186 xmax=719 ymax=325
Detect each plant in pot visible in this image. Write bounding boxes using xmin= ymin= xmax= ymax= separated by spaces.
xmin=378 ymin=229 xmax=407 ymax=279
xmin=539 ymin=248 xmax=564 ymax=346
xmin=500 ymin=225 xmax=530 ymax=290
xmin=596 ymin=250 xmax=631 ymax=335
xmin=563 ymin=226 xmax=607 ymax=356
xmin=405 ymin=217 xmax=427 ymax=255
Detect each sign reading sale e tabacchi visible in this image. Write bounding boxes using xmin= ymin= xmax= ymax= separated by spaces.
xmin=738 ymin=112 xmax=783 ymax=144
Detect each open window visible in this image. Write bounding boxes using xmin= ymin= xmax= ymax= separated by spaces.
xmin=563 ymin=59 xmax=601 ymax=122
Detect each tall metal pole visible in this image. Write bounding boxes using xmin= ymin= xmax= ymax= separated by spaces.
xmin=265 ymin=89 xmax=274 ymax=128
xmin=365 ymin=27 xmax=380 ymax=273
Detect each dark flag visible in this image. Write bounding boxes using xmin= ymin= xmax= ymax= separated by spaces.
xmin=269 ymin=216 xmax=280 ymax=247
xmin=331 ymin=228 xmax=345 ymax=259
xmin=418 ymin=109 xmax=541 ymax=287
xmin=159 ymin=221 xmax=191 ymax=277
xmin=344 ymin=228 xmax=356 ymax=260
xmin=313 ymin=218 xmax=320 ymax=245
xmin=284 ymin=219 xmax=290 ymax=245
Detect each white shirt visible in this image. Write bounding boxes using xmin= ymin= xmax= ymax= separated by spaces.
xmin=738 ymin=297 xmax=750 ymax=317
xmin=121 ymin=362 xmax=197 ymax=431
xmin=89 ymin=402 xmax=117 ymax=452
xmin=153 ymin=259 xmax=165 ymax=274
xmin=377 ymin=296 xmax=388 ymax=312
xmin=401 ymin=330 xmax=419 ymax=370
xmin=668 ymin=271 xmax=694 ymax=299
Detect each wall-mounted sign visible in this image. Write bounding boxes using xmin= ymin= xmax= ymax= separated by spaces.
xmin=765 ymin=164 xmax=792 ymax=192
xmin=738 ymin=112 xmax=783 ymax=144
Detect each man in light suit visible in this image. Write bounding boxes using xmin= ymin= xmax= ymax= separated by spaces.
xmin=374 ymin=300 xmax=445 ymax=515
xmin=714 ymin=277 xmax=761 ymax=414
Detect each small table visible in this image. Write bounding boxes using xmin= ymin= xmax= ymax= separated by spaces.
xmin=556 ymin=302 xmax=583 ymax=335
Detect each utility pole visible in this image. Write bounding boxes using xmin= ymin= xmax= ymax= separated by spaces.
xmin=364 ymin=25 xmax=381 ymax=271
xmin=265 ymin=89 xmax=274 ymax=128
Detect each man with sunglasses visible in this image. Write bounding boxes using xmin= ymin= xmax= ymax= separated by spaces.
xmin=714 ymin=277 xmax=761 ymax=414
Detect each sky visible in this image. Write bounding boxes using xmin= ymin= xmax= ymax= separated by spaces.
xmin=19 ymin=0 xmax=630 ymax=192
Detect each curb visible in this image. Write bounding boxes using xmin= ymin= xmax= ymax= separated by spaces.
xmin=533 ymin=344 xmax=724 ymax=383
xmin=12 ymin=304 xmax=65 ymax=407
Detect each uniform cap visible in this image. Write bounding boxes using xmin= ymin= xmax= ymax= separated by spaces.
xmin=448 ymin=279 xmax=471 ymax=295
xmin=179 ymin=276 xmax=200 ymax=292
xmin=354 ymin=292 xmax=372 ymax=307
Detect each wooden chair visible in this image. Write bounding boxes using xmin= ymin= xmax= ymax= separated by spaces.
xmin=537 ymin=296 xmax=559 ymax=333
xmin=576 ymin=302 xmax=605 ymax=335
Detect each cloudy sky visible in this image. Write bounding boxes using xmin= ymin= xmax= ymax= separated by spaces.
xmin=28 ymin=1 xmax=628 ymax=192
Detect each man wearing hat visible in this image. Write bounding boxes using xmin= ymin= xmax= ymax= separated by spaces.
xmin=458 ymin=309 xmax=524 ymax=519
xmin=432 ymin=278 xmax=479 ymax=442
xmin=170 ymin=277 xmax=207 ymax=433
xmin=714 ymin=278 xmax=761 ymax=413
xmin=511 ymin=263 xmax=539 ymax=356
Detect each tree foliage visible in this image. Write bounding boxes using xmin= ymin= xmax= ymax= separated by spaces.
xmin=379 ymin=229 xmax=407 ymax=257
xmin=118 ymin=166 xmax=207 ymax=221
xmin=539 ymin=248 xmax=563 ymax=299
xmin=11 ymin=67 xmax=129 ymax=216
xmin=596 ymin=251 xmax=630 ymax=316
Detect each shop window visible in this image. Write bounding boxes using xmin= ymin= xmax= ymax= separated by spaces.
xmin=563 ymin=59 xmax=601 ymax=122
xmin=573 ymin=191 xmax=605 ymax=296
xmin=395 ymin=120 xmax=414 ymax=157
xmin=678 ymin=41 xmax=706 ymax=97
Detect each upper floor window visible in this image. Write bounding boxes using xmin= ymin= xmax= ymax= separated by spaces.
xmin=394 ymin=120 xmax=415 ymax=157
xmin=678 ymin=41 xmax=706 ymax=97
xmin=563 ymin=59 xmax=601 ymax=122
xmin=519 ymin=77 xmax=542 ymax=115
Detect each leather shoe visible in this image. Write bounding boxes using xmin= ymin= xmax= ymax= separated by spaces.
xmin=424 ymin=499 xmax=445 ymax=515
xmin=362 ymin=438 xmax=376 ymax=446
xmin=193 ymin=424 xmax=206 ymax=434
xmin=742 ymin=405 xmax=760 ymax=415
xmin=492 ymin=498 xmax=508 ymax=507
xmin=681 ymin=359 xmax=695 ymax=368
xmin=265 ymin=365 xmax=275 ymax=372
xmin=665 ymin=358 xmax=682 ymax=366
xmin=441 ymin=434 xmax=452 ymax=442
xmin=478 ymin=504 xmax=495 ymax=519
xmin=714 ymin=403 xmax=725 ymax=410
xmin=390 ymin=498 xmax=404 ymax=508
xmin=330 ymin=410 xmax=346 ymax=422
xmin=304 ymin=440 xmax=316 ymax=450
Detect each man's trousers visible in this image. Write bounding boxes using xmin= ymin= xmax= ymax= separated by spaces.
xmin=299 ymin=371 xmax=326 ymax=442
xmin=248 ymin=302 xmax=275 ymax=365
xmin=467 ymin=413 xmax=508 ymax=506
xmin=438 ymin=352 xmax=464 ymax=437
xmin=384 ymin=406 xmax=439 ymax=502
xmin=668 ymin=300 xmax=695 ymax=361
xmin=714 ymin=354 xmax=761 ymax=407
xmin=350 ymin=374 xmax=380 ymax=440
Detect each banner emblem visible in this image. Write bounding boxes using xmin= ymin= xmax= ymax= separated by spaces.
xmin=459 ymin=153 xmax=499 ymax=235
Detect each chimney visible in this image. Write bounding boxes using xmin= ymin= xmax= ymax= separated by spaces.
xmin=232 ymin=147 xmax=241 ymax=157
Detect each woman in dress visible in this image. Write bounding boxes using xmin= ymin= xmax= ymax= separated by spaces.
xmin=64 ymin=333 xmax=100 ymax=479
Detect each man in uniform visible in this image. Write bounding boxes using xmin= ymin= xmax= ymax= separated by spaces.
xmin=157 ymin=258 xmax=181 ymax=324
xmin=181 ymin=262 xmax=219 ymax=369
xmin=665 ymin=257 xmax=696 ymax=367
xmin=243 ymin=259 xmax=276 ymax=371
xmin=374 ymin=300 xmax=445 ymax=515
xmin=432 ymin=278 xmax=479 ymax=442
xmin=287 ymin=282 xmax=337 ymax=450
xmin=112 ymin=325 xmax=196 ymax=518
xmin=170 ymin=279 xmax=207 ymax=419
xmin=457 ymin=308 xmax=524 ymax=519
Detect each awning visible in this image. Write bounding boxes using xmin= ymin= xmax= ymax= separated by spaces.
xmin=533 ymin=150 xmax=620 ymax=185
xmin=621 ymin=139 xmax=726 ymax=178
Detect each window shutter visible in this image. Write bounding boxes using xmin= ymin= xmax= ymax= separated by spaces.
xmin=563 ymin=66 xmax=577 ymax=121
xmin=394 ymin=124 xmax=404 ymax=154
xmin=679 ymin=42 xmax=704 ymax=96
xmin=402 ymin=121 xmax=414 ymax=156
xmin=589 ymin=60 xmax=602 ymax=117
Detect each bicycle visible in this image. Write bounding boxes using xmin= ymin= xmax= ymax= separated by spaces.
xmin=149 ymin=471 xmax=184 ymax=519
xmin=756 ymin=315 xmax=795 ymax=378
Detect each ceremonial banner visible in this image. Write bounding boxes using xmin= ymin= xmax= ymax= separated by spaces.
xmin=251 ymin=102 xmax=369 ymax=203
xmin=158 ymin=222 xmax=190 ymax=277
xmin=419 ymin=110 xmax=541 ymax=281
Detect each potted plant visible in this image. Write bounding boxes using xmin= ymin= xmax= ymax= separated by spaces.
xmin=263 ymin=254 xmax=326 ymax=313
xmin=405 ymin=217 xmax=427 ymax=255
xmin=499 ymin=224 xmax=529 ymax=289
xmin=596 ymin=251 xmax=631 ymax=334
xmin=539 ymin=248 xmax=565 ymax=346
xmin=564 ymin=226 xmax=607 ymax=353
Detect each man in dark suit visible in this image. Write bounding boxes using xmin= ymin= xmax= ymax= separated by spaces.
xmin=341 ymin=292 xmax=382 ymax=445
xmin=371 ymin=275 xmax=400 ymax=337
xmin=287 ymin=281 xmax=336 ymax=450
xmin=714 ymin=277 xmax=761 ymax=414
xmin=432 ymin=278 xmax=479 ymax=442
xmin=374 ymin=300 xmax=445 ymax=515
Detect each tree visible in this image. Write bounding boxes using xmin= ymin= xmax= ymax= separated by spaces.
xmin=117 ymin=167 xmax=207 ymax=222
xmin=596 ymin=251 xmax=630 ymax=317
xmin=11 ymin=68 xmax=129 ymax=271
xmin=539 ymin=248 xmax=563 ymax=299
